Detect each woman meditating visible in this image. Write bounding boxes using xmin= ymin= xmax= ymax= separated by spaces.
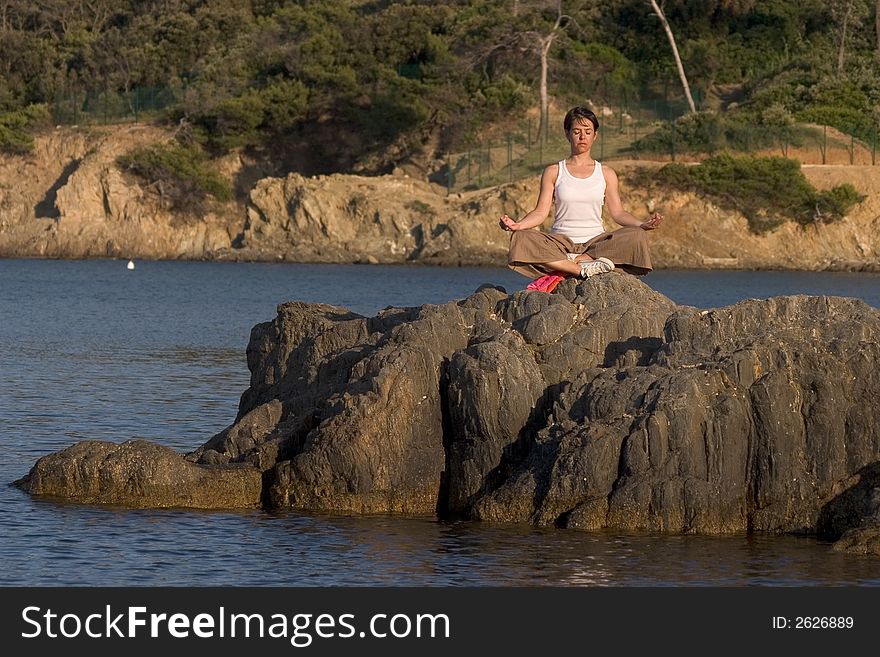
xmin=500 ymin=106 xmax=662 ymax=281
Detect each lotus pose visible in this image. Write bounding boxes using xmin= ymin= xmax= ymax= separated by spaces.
xmin=501 ymin=106 xmax=662 ymax=280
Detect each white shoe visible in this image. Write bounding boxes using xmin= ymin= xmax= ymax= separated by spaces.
xmin=579 ymin=257 xmax=614 ymax=278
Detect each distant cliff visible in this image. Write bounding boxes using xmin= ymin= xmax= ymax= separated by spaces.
xmin=0 ymin=125 xmax=239 ymax=260
xmin=1 ymin=125 xmax=878 ymax=270
xmin=16 ymin=274 xmax=880 ymax=554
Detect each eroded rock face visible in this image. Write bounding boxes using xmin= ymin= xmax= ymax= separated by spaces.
xmin=15 ymin=273 xmax=880 ymax=554
xmin=3 ymin=127 xmax=878 ymax=270
xmin=238 ymin=172 xmax=530 ymax=265
xmin=473 ymin=295 xmax=880 ymax=539
xmin=0 ymin=126 xmax=240 ymax=260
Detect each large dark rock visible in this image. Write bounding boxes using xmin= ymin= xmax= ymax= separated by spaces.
xmin=474 ymin=295 xmax=880 ymax=539
xmin=14 ymin=273 xmax=880 ymax=554
xmin=16 ymin=440 xmax=262 ymax=508
xmin=818 ymin=462 xmax=880 ymax=554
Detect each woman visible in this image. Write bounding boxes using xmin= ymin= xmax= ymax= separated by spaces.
xmin=501 ymin=106 xmax=662 ymax=279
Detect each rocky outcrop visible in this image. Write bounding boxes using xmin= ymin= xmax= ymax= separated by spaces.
xmin=0 ymin=125 xmax=530 ymax=265
xmin=236 ymin=162 xmax=880 ymax=270
xmin=16 ymin=440 xmax=261 ymax=508
xmin=631 ymin=161 xmax=880 ymax=271
xmin=15 ymin=273 xmax=880 ymax=553
xmin=819 ymin=462 xmax=880 ymax=554
xmin=0 ymin=125 xmax=240 ymax=260
xmin=236 ymin=170 xmax=529 ymax=265
xmin=833 ymin=523 xmax=880 ymax=555
xmin=2 ymin=126 xmax=878 ymax=270
xmin=473 ymin=294 xmax=880 ymax=537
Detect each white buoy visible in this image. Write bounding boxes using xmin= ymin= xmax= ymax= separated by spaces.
xmin=127 ymin=260 xmax=135 ymax=270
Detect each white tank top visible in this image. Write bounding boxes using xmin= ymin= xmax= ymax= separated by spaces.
xmin=551 ymin=159 xmax=605 ymax=243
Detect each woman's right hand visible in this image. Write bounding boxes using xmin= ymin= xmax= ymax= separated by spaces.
xmin=499 ymin=214 xmax=518 ymax=231
xmin=640 ymin=211 xmax=663 ymax=230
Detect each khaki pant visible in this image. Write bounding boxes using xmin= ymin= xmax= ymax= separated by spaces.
xmin=507 ymin=226 xmax=653 ymax=278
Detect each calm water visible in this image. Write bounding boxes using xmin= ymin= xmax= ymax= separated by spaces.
xmin=1 ymin=258 xmax=879 ymax=586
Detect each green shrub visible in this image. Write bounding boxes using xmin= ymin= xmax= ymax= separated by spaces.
xmin=653 ymin=162 xmax=692 ymax=188
xmin=655 ymin=154 xmax=864 ymax=233
xmin=406 ymin=199 xmax=433 ymax=216
xmin=258 ymin=78 xmax=309 ymax=132
xmin=795 ymin=105 xmax=876 ymax=143
xmin=192 ymin=94 xmax=265 ymax=152
xmin=189 ymin=78 xmax=308 ymax=152
xmin=633 ymin=112 xmax=723 ymax=154
xmin=812 ymin=184 xmax=865 ymax=225
xmin=632 ymin=107 xmax=814 ymax=156
xmin=117 ymin=142 xmax=232 ymax=212
xmin=0 ymin=104 xmax=49 ymax=154
xmin=0 ymin=123 xmax=33 ymax=154
xmin=745 ymin=63 xmax=880 ymax=143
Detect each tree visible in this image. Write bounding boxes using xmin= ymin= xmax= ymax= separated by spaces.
xmin=836 ymin=1 xmax=855 ymax=73
xmin=536 ymin=1 xmax=566 ymax=140
xmin=760 ymin=103 xmax=797 ymax=157
xmin=90 ymin=28 xmax=134 ymax=98
xmin=717 ymin=0 xmax=757 ymax=13
xmin=648 ymin=0 xmax=696 ymax=114
xmin=876 ymin=0 xmax=880 ymax=56
xmin=832 ymin=0 xmax=869 ymax=73
xmin=473 ymin=1 xmax=593 ymax=141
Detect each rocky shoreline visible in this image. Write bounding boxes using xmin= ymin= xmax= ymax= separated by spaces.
xmin=2 ymin=126 xmax=879 ymax=271
xmin=15 ymin=273 xmax=880 ymax=555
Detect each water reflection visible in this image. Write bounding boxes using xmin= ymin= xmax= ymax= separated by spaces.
xmin=3 ymin=488 xmax=879 ymax=587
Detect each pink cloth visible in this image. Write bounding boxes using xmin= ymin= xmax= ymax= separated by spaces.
xmin=526 ymin=273 xmax=567 ymax=293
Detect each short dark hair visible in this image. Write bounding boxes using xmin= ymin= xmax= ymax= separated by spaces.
xmin=563 ymin=106 xmax=599 ymax=133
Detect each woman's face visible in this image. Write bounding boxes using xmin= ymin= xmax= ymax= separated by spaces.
xmin=567 ymin=118 xmax=598 ymax=154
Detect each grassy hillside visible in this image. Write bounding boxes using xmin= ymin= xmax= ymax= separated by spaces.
xmin=1 ymin=1 xmax=877 ymax=179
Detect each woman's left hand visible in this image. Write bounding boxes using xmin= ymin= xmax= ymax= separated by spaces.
xmin=640 ymin=212 xmax=663 ymax=230
xmin=499 ymin=214 xmax=518 ymax=231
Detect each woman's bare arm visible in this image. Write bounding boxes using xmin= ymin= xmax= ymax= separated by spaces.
xmin=603 ymin=166 xmax=663 ymax=230
xmin=499 ymin=164 xmax=558 ymax=231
